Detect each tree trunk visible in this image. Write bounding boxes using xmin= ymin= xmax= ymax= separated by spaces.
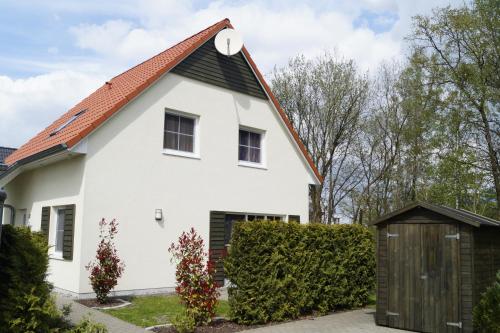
xmin=478 ymin=103 xmax=500 ymax=218
xmin=309 ymin=185 xmax=323 ymax=223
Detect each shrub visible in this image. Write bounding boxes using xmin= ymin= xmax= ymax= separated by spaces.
xmin=69 ymin=316 xmax=108 ymax=333
xmin=0 ymin=225 xmax=60 ymax=331
xmin=224 ymin=221 xmax=375 ymax=324
xmin=168 ymin=228 xmax=220 ymax=326
xmin=86 ymin=219 xmax=125 ymax=304
xmin=473 ymin=270 xmax=500 ymax=333
xmin=170 ymin=310 xmax=196 ymax=333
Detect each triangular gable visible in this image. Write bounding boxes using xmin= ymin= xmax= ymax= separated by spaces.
xmin=371 ymin=201 xmax=500 ymax=227
xmin=4 ymin=19 xmax=322 ymax=184
xmin=171 ymin=36 xmax=266 ymax=99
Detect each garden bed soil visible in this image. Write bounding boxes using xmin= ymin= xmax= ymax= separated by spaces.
xmin=76 ymin=297 xmax=129 ymax=309
xmin=152 ymin=319 xmax=260 ymax=333
xmin=153 ymin=315 xmax=323 ymax=333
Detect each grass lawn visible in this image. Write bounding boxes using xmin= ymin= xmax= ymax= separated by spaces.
xmin=366 ymin=292 xmax=376 ymax=309
xmin=103 ymin=295 xmax=229 ymax=328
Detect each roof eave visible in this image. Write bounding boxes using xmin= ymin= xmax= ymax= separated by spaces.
xmin=370 ymin=201 xmax=485 ymax=227
xmin=0 ymin=144 xmax=68 ymax=185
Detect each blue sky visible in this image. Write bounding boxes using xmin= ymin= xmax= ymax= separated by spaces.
xmin=0 ymin=0 xmax=461 ymax=148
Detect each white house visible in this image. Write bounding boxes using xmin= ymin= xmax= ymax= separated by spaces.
xmin=0 ymin=19 xmax=321 ymax=298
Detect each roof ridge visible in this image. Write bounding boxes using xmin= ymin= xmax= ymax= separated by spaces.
xmin=110 ymin=18 xmax=230 ymax=81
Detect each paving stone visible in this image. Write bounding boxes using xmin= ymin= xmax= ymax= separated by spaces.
xmin=242 ymin=309 xmax=402 ymax=333
xmin=54 ymin=293 xmax=144 ymax=333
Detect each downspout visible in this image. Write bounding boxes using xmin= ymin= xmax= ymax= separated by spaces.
xmin=0 ymin=189 xmax=6 ymax=247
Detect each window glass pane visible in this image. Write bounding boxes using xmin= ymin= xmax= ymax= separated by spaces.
xmin=239 ymin=130 xmax=249 ymax=146
xmin=179 ymin=117 xmax=194 ymax=135
xmin=56 ymin=210 xmax=65 ymax=252
xmin=179 ymin=134 xmax=194 ymax=152
xmin=164 ymin=132 xmax=178 ymax=150
xmin=250 ymin=132 xmax=261 ymax=148
xmin=249 ymin=147 xmax=261 ymax=163
xmin=239 ymin=145 xmax=249 ymax=161
xmin=165 ymin=114 xmax=179 ymax=132
xmin=247 ymin=215 xmax=255 ymax=221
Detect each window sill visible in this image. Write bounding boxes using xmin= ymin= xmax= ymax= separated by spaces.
xmin=238 ymin=161 xmax=267 ymax=170
xmin=50 ymin=252 xmax=65 ymax=261
xmin=162 ymin=149 xmax=200 ymax=160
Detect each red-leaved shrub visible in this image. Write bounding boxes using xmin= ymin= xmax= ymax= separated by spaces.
xmin=86 ymin=218 xmax=125 ymax=304
xmin=168 ymin=228 xmax=220 ymax=325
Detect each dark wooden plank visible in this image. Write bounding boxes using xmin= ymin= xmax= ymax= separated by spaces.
xmin=171 ymin=37 xmax=267 ymax=99
xmin=40 ymin=207 xmax=51 ymax=241
xmin=63 ymin=204 xmax=75 ymax=260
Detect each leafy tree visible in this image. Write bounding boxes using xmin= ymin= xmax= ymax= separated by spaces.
xmin=411 ymin=0 xmax=500 ymax=217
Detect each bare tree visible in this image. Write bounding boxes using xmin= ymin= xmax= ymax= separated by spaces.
xmin=271 ymin=53 xmax=369 ymax=223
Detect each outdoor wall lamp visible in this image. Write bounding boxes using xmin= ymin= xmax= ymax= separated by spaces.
xmin=155 ymin=209 xmax=163 ymax=221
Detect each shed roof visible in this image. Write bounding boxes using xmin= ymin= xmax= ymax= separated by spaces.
xmin=371 ymin=201 xmax=500 ymax=228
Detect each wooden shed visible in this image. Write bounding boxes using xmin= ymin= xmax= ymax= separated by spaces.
xmin=373 ymin=202 xmax=500 ymax=333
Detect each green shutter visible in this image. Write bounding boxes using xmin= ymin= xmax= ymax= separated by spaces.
xmin=41 ymin=207 xmax=50 ymax=243
xmin=288 ymin=215 xmax=301 ymax=223
xmin=209 ymin=211 xmax=226 ymax=286
xmin=62 ymin=205 xmax=75 ymax=260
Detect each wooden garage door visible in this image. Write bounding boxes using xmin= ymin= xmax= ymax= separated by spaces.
xmin=387 ymin=223 xmax=460 ymax=332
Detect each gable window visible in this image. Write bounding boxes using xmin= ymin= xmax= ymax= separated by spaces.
xmin=239 ymin=129 xmax=262 ymax=164
xmin=163 ymin=111 xmax=199 ymax=157
xmin=55 ymin=208 xmax=66 ymax=254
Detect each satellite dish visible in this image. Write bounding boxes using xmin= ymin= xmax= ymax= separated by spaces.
xmin=214 ymin=28 xmax=243 ymax=56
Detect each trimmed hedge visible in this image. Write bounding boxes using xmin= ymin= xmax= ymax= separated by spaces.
xmin=224 ymin=221 xmax=375 ymax=324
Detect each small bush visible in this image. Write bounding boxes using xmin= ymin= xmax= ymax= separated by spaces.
xmin=168 ymin=228 xmax=220 ymax=326
xmin=224 ymin=221 xmax=375 ymax=324
xmin=69 ymin=316 xmax=108 ymax=333
xmin=473 ymin=271 xmax=500 ymax=333
xmin=86 ymin=219 xmax=125 ymax=304
xmin=171 ymin=310 xmax=196 ymax=333
xmin=0 ymin=225 xmax=59 ymax=331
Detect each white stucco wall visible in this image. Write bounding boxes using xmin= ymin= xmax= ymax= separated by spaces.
xmin=3 ymin=72 xmax=316 ymax=296
xmin=3 ymin=156 xmax=86 ymax=293
xmin=79 ymin=73 xmax=315 ymax=294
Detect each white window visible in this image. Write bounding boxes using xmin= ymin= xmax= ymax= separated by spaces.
xmin=163 ymin=111 xmax=199 ymax=158
xmin=239 ymin=129 xmax=262 ymax=164
xmin=55 ymin=209 xmax=65 ymax=254
xmin=164 ymin=113 xmax=195 ymax=152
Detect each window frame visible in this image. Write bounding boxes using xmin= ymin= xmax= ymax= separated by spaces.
xmin=53 ymin=207 xmax=66 ymax=258
xmin=163 ymin=109 xmax=200 ymax=159
xmin=238 ymin=127 xmax=266 ymax=169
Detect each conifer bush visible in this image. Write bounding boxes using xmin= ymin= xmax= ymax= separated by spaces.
xmin=224 ymin=221 xmax=375 ymax=324
xmin=473 ymin=270 xmax=500 ymax=333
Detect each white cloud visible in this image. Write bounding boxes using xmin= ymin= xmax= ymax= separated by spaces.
xmin=0 ymin=71 xmax=104 ymax=147
xmin=0 ymin=0 xmax=463 ymax=148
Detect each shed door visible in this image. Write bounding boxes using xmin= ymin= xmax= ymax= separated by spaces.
xmin=387 ymin=223 xmax=460 ymax=333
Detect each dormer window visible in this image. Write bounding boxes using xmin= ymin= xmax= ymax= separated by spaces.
xmin=50 ymin=109 xmax=86 ymax=137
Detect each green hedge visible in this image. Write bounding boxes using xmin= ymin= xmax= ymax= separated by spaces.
xmin=224 ymin=221 xmax=375 ymax=324
xmin=473 ymin=271 xmax=500 ymax=333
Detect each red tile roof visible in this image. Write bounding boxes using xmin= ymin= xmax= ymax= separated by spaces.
xmin=6 ymin=19 xmax=322 ymax=183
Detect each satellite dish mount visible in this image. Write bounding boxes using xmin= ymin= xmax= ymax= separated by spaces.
xmin=214 ymin=28 xmax=243 ymax=57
